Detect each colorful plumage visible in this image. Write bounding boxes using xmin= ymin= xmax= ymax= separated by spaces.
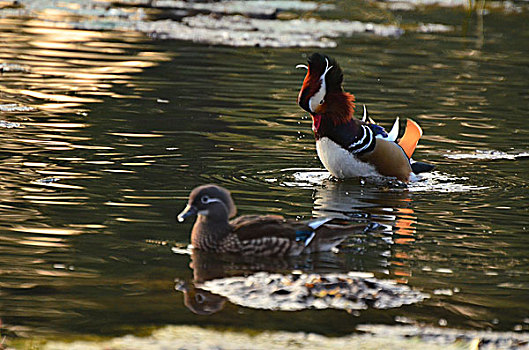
xmin=297 ymin=53 xmax=434 ymax=182
xmin=177 ymin=184 xmax=368 ymax=256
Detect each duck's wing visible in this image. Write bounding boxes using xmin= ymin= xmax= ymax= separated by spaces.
xmin=228 ymin=215 xmax=310 ymax=256
xmin=398 ymin=119 xmax=423 ymax=158
xmin=230 ymin=215 xmax=298 ymax=241
xmin=230 ymin=216 xmax=371 ymax=256
xmin=328 ymin=118 xmax=378 ymax=155
xmin=359 ymin=106 xmax=433 ymax=176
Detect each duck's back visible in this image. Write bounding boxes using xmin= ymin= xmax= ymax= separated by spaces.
xmin=226 ymin=215 xmax=310 ymax=256
xmin=230 ymin=215 xmax=298 ymax=238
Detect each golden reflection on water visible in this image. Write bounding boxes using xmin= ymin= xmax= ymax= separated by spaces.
xmin=0 ymin=15 xmax=171 ymax=304
xmin=11 ymin=226 xmax=84 ymax=235
xmin=0 ymin=18 xmax=171 ymax=110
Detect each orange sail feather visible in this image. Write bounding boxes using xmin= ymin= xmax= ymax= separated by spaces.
xmin=398 ymin=119 xmax=423 ymax=158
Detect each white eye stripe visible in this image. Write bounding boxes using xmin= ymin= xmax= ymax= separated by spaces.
xmin=308 ymin=58 xmax=333 ymax=113
xmin=198 ymin=195 xmax=230 ymax=217
xmin=322 ymin=58 xmax=334 ymax=77
xmin=201 ymin=196 xmax=223 ymax=205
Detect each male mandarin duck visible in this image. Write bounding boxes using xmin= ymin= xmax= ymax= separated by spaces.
xmin=177 ymin=184 xmax=369 ymax=256
xmin=297 ymin=53 xmax=434 ymax=183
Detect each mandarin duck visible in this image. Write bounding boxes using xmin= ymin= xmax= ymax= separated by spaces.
xmin=177 ymin=184 xmax=369 ymax=256
xmin=297 ymin=53 xmax=434 ymax=183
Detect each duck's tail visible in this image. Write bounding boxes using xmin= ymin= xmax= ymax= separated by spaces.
xmin=303 ymin=220 xmax=378 ymax=254
xmin=410 ymin=160 xmax=435 ymax=174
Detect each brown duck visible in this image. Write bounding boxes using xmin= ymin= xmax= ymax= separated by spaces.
xmin=177 ymin=184 xmax=369 ymax=256
xmin=297 ymin=53 xmax=434 ymax=182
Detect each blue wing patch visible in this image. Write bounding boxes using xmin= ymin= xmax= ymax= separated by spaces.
xmin=367 ymin=124 xmax=388 ymax=138
xmin=295 ymin=230 xmax=316 ymax=247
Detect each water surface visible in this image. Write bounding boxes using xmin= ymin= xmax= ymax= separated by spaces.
xmin=0 ymin=0 xmax=528 ymax=339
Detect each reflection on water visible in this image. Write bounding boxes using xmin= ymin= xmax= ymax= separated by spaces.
xmin=0 ymin=0 xmax=529 ymax=341
xmin=0 ymin=14 xmax=175 ymax=336
xmin=310 ymin=180 xmax=419 ymax=283
xmin=0 ymin=19 xmax=170 ymax=111
xmin=174 ymin=249 xmax=427 ymax=316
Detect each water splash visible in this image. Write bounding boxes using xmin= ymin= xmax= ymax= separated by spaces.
xmin=275 ymin=168 xmax=488 ymax=193
xmin=407 ymin=171 xmax=489 ymax=192
xmin=283 ymin=168 xmax=331 ymax=187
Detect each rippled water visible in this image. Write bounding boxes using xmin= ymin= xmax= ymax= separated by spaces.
xmin=0 ymin=1 xmax=528 ymax=339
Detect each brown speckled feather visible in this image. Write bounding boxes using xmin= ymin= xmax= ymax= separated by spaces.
xmin=227 ymin=215 xmax=308 ymax=256
xmin=230 ymin=215 xmax=302 ymax=241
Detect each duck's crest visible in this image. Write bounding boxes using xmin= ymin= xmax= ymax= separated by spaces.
xmin=307 ymin=53 xmax=344 ymax=93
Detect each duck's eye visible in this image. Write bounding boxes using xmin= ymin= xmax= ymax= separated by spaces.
xmin=201 ymin=195 xmax=210 ymax=204
xmin=319 ymin=99 xmax=324 ymax=105
xmin=195 ymin=293 xmax=205 ymax=303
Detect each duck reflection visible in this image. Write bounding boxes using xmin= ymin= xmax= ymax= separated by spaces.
xmin=311 ymin=179 xmax=417 ymax=283
xmin=175 ymin=247 xmax=350 ymax=315
xmin=175 ymin=280 xmax=226 ymax=316
xmin=175 ymin=246 xmax=428 ymax=315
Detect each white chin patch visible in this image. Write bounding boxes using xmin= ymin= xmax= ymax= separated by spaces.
xmin=198 ymin=210 xmax=209 ymax=216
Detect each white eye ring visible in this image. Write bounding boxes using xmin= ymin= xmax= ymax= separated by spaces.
xmin=201 ymin=195 xmax=210 ymax=204
xmin=319 ymin=99 xmax=324 ymax=105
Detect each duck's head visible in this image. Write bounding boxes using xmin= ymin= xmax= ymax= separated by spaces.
xmin=297 ymin=53 xmax=355 ymax=132
xmin=177 ymin=184 xmax=236 ymax=223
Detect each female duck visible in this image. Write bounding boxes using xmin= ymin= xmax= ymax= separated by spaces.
xmin=177 ymin=184 xmax=368 ymax=256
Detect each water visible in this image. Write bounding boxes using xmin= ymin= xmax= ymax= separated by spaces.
xmin=0 ymin=0 xmax=528 ymax=339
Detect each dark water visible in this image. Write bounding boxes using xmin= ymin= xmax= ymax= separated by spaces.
xmin=0 ymin=1 xmax=528 ymax=339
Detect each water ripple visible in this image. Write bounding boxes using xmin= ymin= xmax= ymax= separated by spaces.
xmin=444 ymin=149 xmax=529 ymax=161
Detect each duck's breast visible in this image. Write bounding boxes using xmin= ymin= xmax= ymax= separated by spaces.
xmin=316 ymin=137 xmax=378 ymax=179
